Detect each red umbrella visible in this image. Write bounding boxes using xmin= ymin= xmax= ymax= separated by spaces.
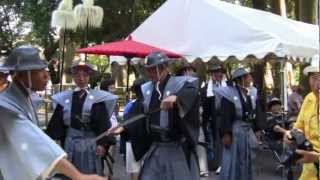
xmin=76 ymin=36 xmax=181 ymax=58
xmin=77 ymin=36 xmax=181 ymax=101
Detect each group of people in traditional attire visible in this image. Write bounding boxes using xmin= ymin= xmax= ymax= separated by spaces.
xmin=109 ymin=52 xmax=201 ymax=180
xmin=0 ymin=45 xmax=319 ymax=180
xmin=107 ymin=51 xmax=265 ymax=180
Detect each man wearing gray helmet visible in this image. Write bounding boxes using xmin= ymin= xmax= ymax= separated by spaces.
xmin=109 ymin=52 xmax=200 ymax=180
xmin=47 ymin=60 xmax=118 ymax=178
xmin=0 ymin=46 xmax=105 ymax=180
xmin=214 ymin=67 xmax=263 ymax=180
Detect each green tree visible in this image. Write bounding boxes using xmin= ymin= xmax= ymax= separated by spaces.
xmin=0 ymin=0 xmax=25 ymax=53
xmin=251 ymin=0 xmax=267 ymax=10
xmin=21 ymin=0 xmax=58 ymax=59
xmin=88 ymin=55 xmax=110 ymax=88
xmin=298 ymin=0 xmax=317 ymax=23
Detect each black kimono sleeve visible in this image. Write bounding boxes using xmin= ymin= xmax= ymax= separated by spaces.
xmin=253 ymin=99 xmax=266 ymax=131
xmin=202 ymin=96 xmax=215 ymax=141
xmin=123 ymin=100 xmax=152 ymax=161
xmin=121 ymin=101 xmax=143 ymax=141
xmin=200 ymin=86 xmax=212 ymax=124
xmin=219 ymin=97 xmax=235 ymax=136
xmin=90 ymin=102 xmax=115 ymax=146
xmin=175 ymin=81 xmax=200 ymax=148
xmin=46 ymin=104 xmax=66 ymax=145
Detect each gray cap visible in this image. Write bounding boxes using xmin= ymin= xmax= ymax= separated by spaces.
xmin=207 ymin=64 xmax=225 ymax=73
xmin=303 ymin=65 xmax=320 ymax=76
xmin=267 ymin=97 xmax=282 ymax=110
xmin=66 ymin=60 xmax=97 ymax=75
xmin=232 ymin=67 xmax=250 ymax=80
xmin=144 ymin=52 xmax=169 ymax=68
xmin=3 ymin=46 xmax=47 ymax=71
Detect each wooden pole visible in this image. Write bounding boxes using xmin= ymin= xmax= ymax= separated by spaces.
xmin=59 ymin=28 xmax=66 ymax=92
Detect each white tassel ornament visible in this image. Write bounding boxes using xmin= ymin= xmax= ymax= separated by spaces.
xmin=74 ymin=0 xmax=104 ymax=28
xmin=51 ymin=0 xmax=77 ymax=30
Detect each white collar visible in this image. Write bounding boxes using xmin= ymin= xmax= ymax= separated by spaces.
xmin=74 ymin=87 xmax=89 ymax=93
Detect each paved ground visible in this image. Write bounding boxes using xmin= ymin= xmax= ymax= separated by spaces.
xmin=38 ymin=113 xmax=301 ymax=180
xmin=110 ymin=144 xmax=301 ymax=180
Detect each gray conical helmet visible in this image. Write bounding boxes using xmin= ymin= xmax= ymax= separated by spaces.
xmin=3 ymin=46 xmax=47 ymax=71
xmin=144 ymin=51 xmax=169 ymax=68
xmin=231 ymin=67 xmax=250 ymax=80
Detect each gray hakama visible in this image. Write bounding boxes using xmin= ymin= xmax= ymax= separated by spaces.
xmin=219 ymin=121 xmax=258 ymax=180
xmin=49 ymin=89 xmax=117 ymax=175
xmin=139 ymin=142 xmax=199 ymax=180
xmin=64 ymin=128 xmax=102 ymax=175
xmin=215 ymin=86 xmax=259 ymax=180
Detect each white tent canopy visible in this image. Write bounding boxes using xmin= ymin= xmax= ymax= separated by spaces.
xmin=131 ymin=0 xmax=319 ymax=62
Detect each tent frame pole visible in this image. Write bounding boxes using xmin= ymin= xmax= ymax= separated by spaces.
xmin=59 ymin=27 xmax=66 ymax=92
xmin=279 ymin=57 xmax=288 ymax=112
xmin=126 ymin=57 xmax=132 ymax=102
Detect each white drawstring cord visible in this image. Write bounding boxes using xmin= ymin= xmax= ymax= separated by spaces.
xmin=156 ymin=66 xmax=162 ymax=100
xmin=27 ymin=71 xmax=33 ymax=94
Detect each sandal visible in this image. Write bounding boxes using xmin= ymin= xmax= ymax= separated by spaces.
xmin=200 ymin=171 xmax=210 ymax=177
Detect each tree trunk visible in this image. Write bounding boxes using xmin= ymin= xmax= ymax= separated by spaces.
xmin=111 ymin=62 xmax=124 ymax=87
xmin=272 ymin=61 xmax=282 ymax=98
xmin=249 ymin=60 xmax=266 ymax=110
xmin=64 ymin=40 xmax=76 ymax=84
xmin=294 ymin=0 xmax=300 ymax=20
xmin=299 ymin=0 xmax=317 ymax=23
xmin=271 ymin=0 xmax=287 ymax=16
xmin=43 ymin=41 xmax=59 ymax=61
xmin=251 ymin=0 xmax=267 ymax=10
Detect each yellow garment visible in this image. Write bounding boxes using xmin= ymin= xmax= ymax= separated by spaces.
xmin=294 ymin=92 xmax=320 ymax=180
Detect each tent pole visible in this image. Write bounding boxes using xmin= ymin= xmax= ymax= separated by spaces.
xmin=126 ymin=57 xmax=132 ymax=102
xmin=317 ymin=1 xmax=320 ymax=179
xmin=59 ymin=27 xmax=66 ymax=92
xmin=280 ymin=57 xmax=288 ymax=112
xmin=283 ymin=58 xmax=288 ymax=112
xmin=280 ymin=57 xmax=292 ymax=180
xmin=85 ymin=17 xmax=89 ymax=62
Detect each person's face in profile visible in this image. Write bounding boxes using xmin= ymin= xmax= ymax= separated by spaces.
xmin=212 ymin=71 xmax=223 ymax=82
xmin=309 ymin=73 xmax=320 ymax=96
xmin=0 ymin=72 xmax=8 ymax=86
xmin=30 ymin=69 xmax=49 ymax=91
